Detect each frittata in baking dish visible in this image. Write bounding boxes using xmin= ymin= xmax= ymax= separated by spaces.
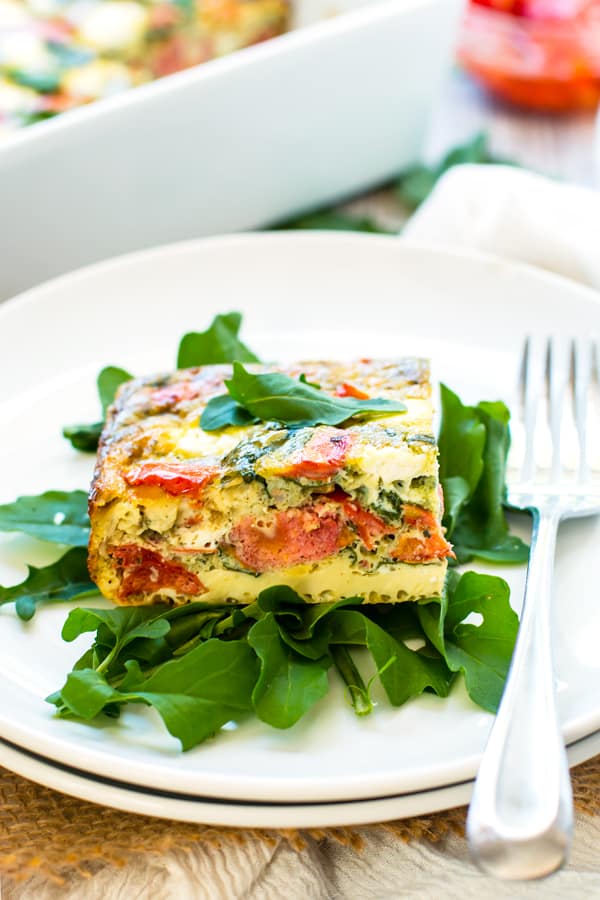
xmin=0 ymin=0 xmax=289 ymax=138
xmin=88 ymin=359 xmax=453 ymax=606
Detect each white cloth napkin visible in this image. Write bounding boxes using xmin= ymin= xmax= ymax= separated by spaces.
xmin=7 ymin=165 xmax=600 ymax=900
xmin=404 ymin=164 xmax=600 ymax=291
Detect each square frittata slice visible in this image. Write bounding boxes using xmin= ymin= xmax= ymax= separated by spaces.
xmin=88 ymin=360 xmax=453 ymax=606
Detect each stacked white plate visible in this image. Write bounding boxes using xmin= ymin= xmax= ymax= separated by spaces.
xmin=1 ymin=234 xmax=599 ymax=826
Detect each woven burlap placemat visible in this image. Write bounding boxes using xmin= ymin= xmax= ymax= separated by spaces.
xmin=1 ymin=755 xmax=598 ymax=886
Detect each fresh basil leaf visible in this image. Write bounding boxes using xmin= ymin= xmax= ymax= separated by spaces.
xmin=278 ymin=209 xmax=392 ymax=234
xmin=248 ymin=614 xmax=331 ymax=728
xmin=396 ymin=132 xmax=516 ymax=211
xmin=177 ymin=312 xmax=259 ymax=368
xmin=0 ymin=490 xmax=90 ymax=546
xmin=63 ymin=366 xmax=131 ymax=452
xmin=201 ymin=362 xmax=407 ymax=430
xmin=0 ymin=547 xmax=98 ymax=621
xmin=439 ymin=385 xmax=529 ymax=564
xmin=418 ymin=570 xmax=518 ymax=713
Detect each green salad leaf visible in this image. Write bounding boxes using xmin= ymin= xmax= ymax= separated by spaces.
xmin=56 ymin=639 xmax=259 ymax=750
xmin=439 ymin=384 xmax=529 ymax=564
xmin=327 ymin=609 xmax=453 ymax=706
xmin=97 ymin=367 xmax=133 ymax=413
xmin=200 ymin=393 xmax=259 ymax=430
xmin=0 ymin=547 xmax=98 ymax=621
xmin=278 ymin=209 xmax=392 ymax=234
xmin=177 ymin=312 xmax=260 ymax=368
xmin=9 ymin=69 xmax=61 ymax=94
xmin=62 ymin=422 xmax=103 ymax=453
xmin=396 ymin=132 xmax=516 ymax=212
xmin=248 ymin=613 xmax=331 ymax=728
xmin=201 ymin=362 xmax=407 ymax=430
xmin=417 ymin=570 xmax=518 ymax=712
xmin=49 ymin=573 xmax=517 ymax=750
xmin=63 ymin=366 xmax=131 ymax=452
xmin=0 ymin=490 xmax=90 ymax=546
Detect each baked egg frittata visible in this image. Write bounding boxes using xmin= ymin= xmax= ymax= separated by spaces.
xmin=88 ymin=359 xmax=453 ymax=606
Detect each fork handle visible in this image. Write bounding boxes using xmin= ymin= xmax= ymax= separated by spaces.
xmin=466 ymin=507 xmax=573 ymax=880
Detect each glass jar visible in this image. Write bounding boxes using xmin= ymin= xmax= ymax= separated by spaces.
xmin=458 ymin=0 xmax=600 ymax=112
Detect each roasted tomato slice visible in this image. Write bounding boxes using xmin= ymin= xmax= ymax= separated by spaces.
xmin=123 ymin=462 xmax=220 ymax=497
xmin=276 ymin=428 xmax=355 ymax=481
xmin=110 ymin=545 xmax=204 ymax=599
xmin=334 ymin=382 xmax=369 ymax=400
xmin=390 ymin=504 xmax=454 ymax=562
xmin=328 ymin=488 xmax=394 ymax=550
xmin=149 ymin=381 xmax=202 ymax=408
xmin=227 ymin=505 xmax=352 ymax=572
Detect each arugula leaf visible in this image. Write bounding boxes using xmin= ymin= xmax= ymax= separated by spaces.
xmin=278 ymin=209 xmax=392 ymax=234
xmin=417 ymin=570 xmax=518 ymax=713
xmin=254 ymin=588 xmax=358 ymax=661
xmin=97 ymin=367 xmax=132 ymax=414
xmin=396 ymin=132 xmax=515 ymax=211
xmin=0 ymin=490 xmax=90 ymax=546
xmin=49 ymin=572 xmax=520 ymax=749
xmin=199 ymin=393 xmax=259 ymax=431
xmin=55 ymin=668 xmax=122 ymax=718
xmin=248 ymin=614 xmax=330 ymax=728
xmin=439 ymin=384 xmax=529 ymax=564
xmin=201 ymin=362 xmax=407 ymax=430
xmin=327 ymin=609 xmax=452 ymax=706
xmin=63 ymin=366 xmax=131 ymax=452
xmin=438 ymin=384 xmax=486 ymax=535
xmin=56 ymin=639 xmax=259 ymax=750
xmin=0 ymin=548 xmax=98 ymax=621
xmin=330 ymin=645 xmax=373 ymax=715
xmin=62 ymin=605 xmax=172 ymax=676
xmin=62 ymin=605 xmax=171 ymax=648
xmin=177 ymin=312 xmax=259 ymax=368
xmin=62 ymin=422 xmax=103 ymax=453
xmin=9 ymin=69 xmax=61 ymax=93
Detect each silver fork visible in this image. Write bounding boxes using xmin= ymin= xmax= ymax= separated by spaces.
xmin=467 ymin=335 xmax=600 ymax=880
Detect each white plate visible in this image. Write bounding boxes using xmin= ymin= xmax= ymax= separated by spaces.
xmin=1 ymin=730 xmax=599 ymax=827
xmin=1 ymin=234 xmax=600 ymax=822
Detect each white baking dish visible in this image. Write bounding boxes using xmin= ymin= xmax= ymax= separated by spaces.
xmin=0 ymin=0 xmax=463 ymax=300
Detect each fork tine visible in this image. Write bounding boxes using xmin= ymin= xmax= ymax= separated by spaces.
xmin=546 ymin=337 xmax=569 ymax=483
xmin=571 ymin=338 xmax=592 ymax=483
xmin=520 ymin=336 xmax=545 ymax=483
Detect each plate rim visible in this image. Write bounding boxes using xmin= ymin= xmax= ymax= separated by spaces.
xmin=1 ymin=727 xmax=598 ymax=828
xmin=2 ymin=231 xmax=600 ymax=321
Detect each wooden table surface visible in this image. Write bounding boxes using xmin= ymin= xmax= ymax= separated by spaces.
xmin=428 ymin=69 xmax=599 ymax=187
xmin=346 ymin=68 xmax=599 ymax=230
